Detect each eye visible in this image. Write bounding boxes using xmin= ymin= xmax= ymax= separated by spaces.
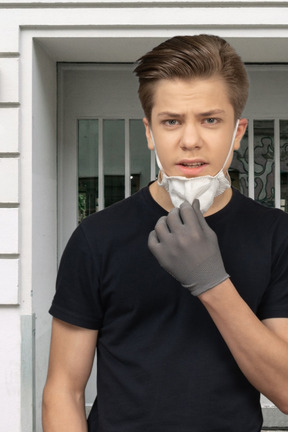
xmin=204 ymin=117 xmax=222 ymax=126
xmin=205 ymin=118 xmax=217 ymax=124
xmin=163 ymin=119 xmax=179 ymax=126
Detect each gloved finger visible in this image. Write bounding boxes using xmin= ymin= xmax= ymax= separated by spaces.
xmin=165 ymin=207 xmax=182 ymax=233
xmin=192 ymin=199 xmax=211 ymax=233
xmin=179 ymin=200 xmax=201 ymax=230
xmin=153 ymin=215 xmax=171 ymax=240
xmin=148 ymin=230 xmax=162 ymax=260
xmin=148 ymin=229 xmax=159 ymax=247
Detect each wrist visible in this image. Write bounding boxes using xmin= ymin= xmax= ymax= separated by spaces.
xmin=198 ymin=277 xmax=234 ymax=304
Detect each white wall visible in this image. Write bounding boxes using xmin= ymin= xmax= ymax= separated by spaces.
xmin=1 ymin=1 xmax=288 ymax=431
xmin=32 ymin=41 xmax=58 ymax=431
xmin=0 ymin=13 xmax=21 ymax=431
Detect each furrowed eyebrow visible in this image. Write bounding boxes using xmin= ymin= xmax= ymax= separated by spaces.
xmin=157 ymin=110 xmax=226 ymax=118
xmin=157 ymin=112 xmax=182 ymax=118
xmin=198 ymin=109 xmax=226 ymax=117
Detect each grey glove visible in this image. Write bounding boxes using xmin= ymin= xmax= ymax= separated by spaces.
xmin=148 ymin=200 xmax=229 ymax=296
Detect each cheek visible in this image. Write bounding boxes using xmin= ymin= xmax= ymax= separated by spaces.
xmin=156 ymin=148 xmax=166 ymax=163
xmin=152 ymin=132 xmax=180 ymax=171
xmin=223 ymin=154 xmax=234 ymax=171
xmin=221 ymin=144 xmax=236 ymax=172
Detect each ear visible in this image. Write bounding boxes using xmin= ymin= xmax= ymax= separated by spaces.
xmin=143 ymin=117 xmax=154 ymax=151
xmin=233 ymin=118 xmax=248 ymax=151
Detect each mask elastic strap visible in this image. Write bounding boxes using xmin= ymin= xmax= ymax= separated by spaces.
xmin=221 ymin=120 xmax=240 ymax=171
xmin=150 ymin=129 xmax=163 ymax=171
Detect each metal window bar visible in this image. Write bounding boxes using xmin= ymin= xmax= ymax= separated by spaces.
xmin=274 ymin=118 xmax=281 ymax=209
xmin=248 ymin=118 xmax=255 ymax=200
xmin=125 ymin=119 xmax=131 ymax=198
xmin=98 ymin=118 xmax=104 ymax=211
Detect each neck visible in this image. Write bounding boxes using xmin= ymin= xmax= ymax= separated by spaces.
xmin=149 ymin=181 xmax=174 ymax=212
xmin=149 ymin=181 xmax=232 ymax=216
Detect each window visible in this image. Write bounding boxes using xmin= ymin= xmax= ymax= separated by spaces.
xmin=78 ymin=118 xmax=153 ymax=221
xmin=230 ymin=119 xmax=288 ymax=211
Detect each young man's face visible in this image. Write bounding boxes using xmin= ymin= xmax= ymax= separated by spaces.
xmin=143 ymin=77 xmax=247 ymax=178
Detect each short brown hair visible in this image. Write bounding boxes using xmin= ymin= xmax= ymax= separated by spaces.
xmin=134 ymin=35 xmax=249 ymax=123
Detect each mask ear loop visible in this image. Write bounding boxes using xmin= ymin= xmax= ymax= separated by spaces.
xmin=222 ymin=119 xmax=240 ymax=171
xmin=149 ymin=129 xmax=164 ymax=171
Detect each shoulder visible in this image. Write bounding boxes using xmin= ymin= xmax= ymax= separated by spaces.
xmin=210 ymin=189 xmax=288 ymax=248
xmin=231 ymin=191 xmax=288 ymax=258
xmin=232 ymin=189 xmax=288 ymax=229
xmin=73 ymin=186 xmax=162 ymax=251
xmin=80 ymin=186 xmax=150 ymax=231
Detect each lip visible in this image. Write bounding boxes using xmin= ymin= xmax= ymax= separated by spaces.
xmin=176 ymin=159 xmax=208 ymax=176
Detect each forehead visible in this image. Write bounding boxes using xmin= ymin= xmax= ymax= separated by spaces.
xmin=151 ymin=77 xmax=233 ymax=115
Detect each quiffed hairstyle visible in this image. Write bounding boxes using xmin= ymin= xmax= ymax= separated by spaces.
xmin=134 ymin=35 xmax=249 ymax=123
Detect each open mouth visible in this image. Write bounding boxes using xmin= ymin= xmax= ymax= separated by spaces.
xmin=181 ymin=162 xmax=206 ymax=167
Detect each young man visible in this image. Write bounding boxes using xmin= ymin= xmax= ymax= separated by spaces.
xmin=42 ymin=35 xmax=288 ymax=432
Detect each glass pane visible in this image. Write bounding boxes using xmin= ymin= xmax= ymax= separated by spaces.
xmin=254 ymin=120 xmax=275 ymax=208
xmin=229 ymin=125 xmax=249 ymax=197
xmin=103 ymin=119 xmax=125 ymax=207
xmin=280 ymin=120 xmax=288 ymax=212
xmin=130 ymin=119 xmax=150 ymax=192
xmin=78 ymin=119 xmax=98 ymax=222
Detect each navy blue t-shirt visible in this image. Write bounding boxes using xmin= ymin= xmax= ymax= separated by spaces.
xmin=50 ymin=187 xmax=288 ymax=432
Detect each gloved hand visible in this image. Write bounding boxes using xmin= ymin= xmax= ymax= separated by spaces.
xmin=148 ymin=200 xmax=229 ymax=296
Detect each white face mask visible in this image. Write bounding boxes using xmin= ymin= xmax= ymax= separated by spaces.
xmin=150 ymin=120 xmax=239 ymax=214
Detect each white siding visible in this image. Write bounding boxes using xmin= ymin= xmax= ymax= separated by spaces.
xmin=0 ymin=209 xmax=18 ymax=253
xmin=0 ymin=158 xmax=19 ymax=202
xmin=0 ymin=58 xmax=19 ymax=103
xmin=0 ymin=108 xmax=19 ymax=153
xmin=0 ymin=259 xmax=19 ymax=304
xmin=0 ymin=309 xmax=21 ymax=432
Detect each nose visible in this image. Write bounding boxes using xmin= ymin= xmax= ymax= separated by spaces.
xmin=180 ymin=123 xmax=202 ymax=151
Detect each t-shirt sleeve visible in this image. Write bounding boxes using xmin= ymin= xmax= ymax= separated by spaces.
xmin=258 ymin=212 xmax=288 ymax=320
xmin=49 ymin=224 xmax=103 ymax=330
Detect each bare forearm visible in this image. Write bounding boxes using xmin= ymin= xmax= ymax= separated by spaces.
xmin=199 ymin=279 xmax=288 ymax=413
xmin=42 ymin=386 xmax=88 ymax=432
